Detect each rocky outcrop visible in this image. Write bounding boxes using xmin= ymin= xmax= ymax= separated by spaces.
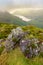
xmin=4 ymin=40 xmax=15 ymax=52
xmin=4 ymin=27 xmax=43 ymax=58
xmin=20 ymin=38 xmax=40 ymax=58
xmin=4 ymin=27 xmax=24 ymax=52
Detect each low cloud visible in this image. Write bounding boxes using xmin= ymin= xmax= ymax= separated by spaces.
xmin=0 ymin=0 xmax=43 ymax=11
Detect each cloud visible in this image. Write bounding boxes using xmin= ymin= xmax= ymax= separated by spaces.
xmin=0 ymin=0 xmax=43 ymax=11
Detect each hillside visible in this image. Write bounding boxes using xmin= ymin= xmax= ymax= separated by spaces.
xmin=0 ymin=23 xmax=43 ymax=65
xmin=0 ymin=12 xmax=29 ymax=26
xmin=13 ymin=9 xmax=43 ymax=28
xmin=0 ymin=11 xmax=43 ymax=28
xmin=5 ymin=47 xmax=43 ymax=65
xmin=0 ymin=47 xmax=43 ymax=65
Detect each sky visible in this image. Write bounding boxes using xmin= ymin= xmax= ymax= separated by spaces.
xmin=0 ymin=0 xmax=43 ymax=11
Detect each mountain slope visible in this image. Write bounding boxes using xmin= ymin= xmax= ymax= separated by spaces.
xmin=0 ymin=12 xmax=29 ymax=26
xmin=13 ymin=10 xmax=43 ymax=28
xmin=0 ymin=11 xmax=43 ymax=28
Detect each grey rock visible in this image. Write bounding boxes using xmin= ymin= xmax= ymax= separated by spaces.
xmin=5 ymin=40 xmax=15 ymax=52
xmin=12 ymin=27 xmax=24 ymax=38
xmin=20 ymin=39 xmax=31 ymax=53
xmin=33 ymin=48 xmax=39 ymax=56
xmin=7 ymin=33 xmax=12 ymax=40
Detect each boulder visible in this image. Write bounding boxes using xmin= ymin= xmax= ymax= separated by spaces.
xmin=20 ymin=39 xmax=31 ymax=52
xmin=7 ymin=33 xmax=12 ymax=40
xmin=11 ymin=27 xmax=24 ymax=38
xmin=4 ymin=40 xmax=15 ymax=52
xmin=20 ymin=38 xmax=40 ymax=58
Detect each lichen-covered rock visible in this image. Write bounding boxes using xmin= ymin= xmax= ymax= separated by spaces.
xmin=4 ymin=40 xmax=15 ymax=52
xmin=26 ymin=47 xmax=33 ymax=58
xmin=11 ymin=27 xmax=24 ymax=38
xmin=20 ymin=39 xmax=31 ymax=53
xmin=4 ymin=27 xmax=25 ymax=52
xmin=20 ymin=38 xmax=41 ymax=58
xmin=33 ymin=48 xmax=39 ymax=56
xmin=7 ymin=33 xmax=12 ymax=40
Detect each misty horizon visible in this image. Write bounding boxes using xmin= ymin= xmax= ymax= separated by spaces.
xmin=0 ymin=0 xmax=43 ymax=11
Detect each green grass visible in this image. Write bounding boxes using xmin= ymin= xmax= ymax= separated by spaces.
xmin=0 ymin=23 xmax=43 ymax=65
xmin=28 ymin=20 xmax=43 ymax=28
xmin=6 ymin=47 xmax=43 ymax=65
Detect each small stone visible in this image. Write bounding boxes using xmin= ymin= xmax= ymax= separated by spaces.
xmin=33 ymin=49 xmax=39 ymax=56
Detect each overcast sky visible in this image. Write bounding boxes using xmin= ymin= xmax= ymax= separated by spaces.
xmin=0 ymin=0 xmax=43 ymax=11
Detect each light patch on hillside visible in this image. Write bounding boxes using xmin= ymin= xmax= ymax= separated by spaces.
xmin=15 ymin=15 xmax=31 ymax=22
